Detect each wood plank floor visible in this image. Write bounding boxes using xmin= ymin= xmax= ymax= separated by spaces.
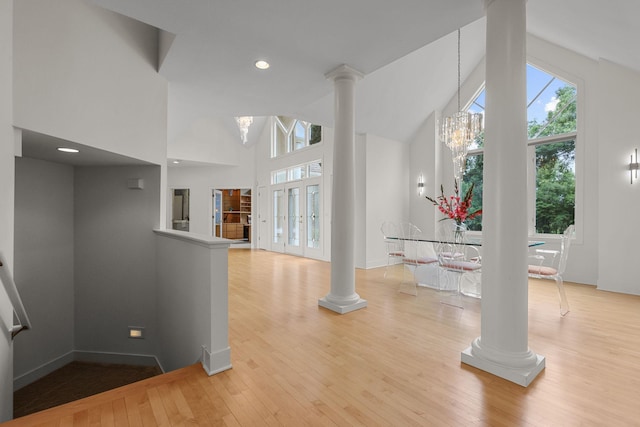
xmin=5 ymin=248 xmax=640 ymax=426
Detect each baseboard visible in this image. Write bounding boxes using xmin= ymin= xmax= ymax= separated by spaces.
xmin=74 ymin=351 xmax=163 ymax=372
xmin=200 ymin=345 xmax=232 ymax=376
xmin=365 ymin=258 xmax=401 ymax=269
xmin=13 ymin=351 xmax=75 ymax=391
xmin=13 ymin=350 xmax=164 ymax=391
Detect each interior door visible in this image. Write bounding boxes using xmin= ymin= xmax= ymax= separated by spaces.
xmin=272 ymin=187 xmax=285 ymax=252
xmin=258 ymin=186 xmax=268 ymax=250
xmin=285 ymin=184 xmax=303 ymax=256
xmin=304 ymin=179 xmax=322 ymax=259
xmin=212 ymin=189 xmax=222 ymax=237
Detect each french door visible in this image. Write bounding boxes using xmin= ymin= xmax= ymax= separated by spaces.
xmin=271 ymin=178 xmax=322 ymax=258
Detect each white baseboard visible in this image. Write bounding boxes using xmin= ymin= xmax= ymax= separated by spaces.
xmin=200 ymin=345 xmax=232 ymax=376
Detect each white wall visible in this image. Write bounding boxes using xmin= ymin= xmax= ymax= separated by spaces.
xmin=169 ymin=117 xmax=248 ymax=166
xmin=364 ymin=134 xmax=409 ymax=269
xmin=0 ymin=0 xmax=14 ymax=420
xmin=597 ymin=60 xmax=640 ymax=294
xmin=13 ymin=158 xmax=75 ymax=387
xmin=74 ymin=166 xmax=161 ymax=357
xmin=155 ymin=231 xmax=231 ymax=373
xmin=13 ymin=0 xmax=167 ymax=166
xmin=409 ymin=112 xmax=440 ymax=238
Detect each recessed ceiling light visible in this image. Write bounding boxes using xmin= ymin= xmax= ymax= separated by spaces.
xmin=172 ymin=160 xmax=180 ymax=164
xmin=254 ymin=60 xmax=270 ymax=70
xmin=57 ymin=147 xmax=79 ymax=153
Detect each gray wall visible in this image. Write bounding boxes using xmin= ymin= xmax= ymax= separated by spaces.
xmin=74 ymin=165 xmax=160 ymax=358
xmin=14 ymin=158 xmax=75 ymax=383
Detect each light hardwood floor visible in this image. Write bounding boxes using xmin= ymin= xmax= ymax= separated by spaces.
xmin=6 ymin=248 xmax=640 ymax=426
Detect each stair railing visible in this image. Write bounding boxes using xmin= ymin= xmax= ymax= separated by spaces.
xmin=0 ymin=254 xmax=31 ymax=339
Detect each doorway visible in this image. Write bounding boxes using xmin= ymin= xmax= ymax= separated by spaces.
xmin=271 ymin=178 xmax=322 ymax=258
xmin=211 ymin=189 xmax=222 ymax=237
xmin=213 ymin=188 xmax=251 ymax=242
xmin=171 ymin=188 xmax=189 ymax=231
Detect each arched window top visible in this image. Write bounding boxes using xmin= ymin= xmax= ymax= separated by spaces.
xmin=467 ymin=63 xmax=577 ymax=149
xmin=272 ymin=116 xmax=322 ymax=158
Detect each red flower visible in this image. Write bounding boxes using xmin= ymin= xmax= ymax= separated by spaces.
xmin=425 ymin=180 xmax=482 ymax=225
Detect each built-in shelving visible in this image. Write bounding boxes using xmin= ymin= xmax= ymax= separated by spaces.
xmin=221 ymin=189 xmax=251 ymax=241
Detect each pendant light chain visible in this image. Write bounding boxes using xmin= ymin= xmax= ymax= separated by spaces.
xmin=457 ymin=28 xmax=461 ymax=112
xmin=439 ymin=27 xmax=483 ymax=184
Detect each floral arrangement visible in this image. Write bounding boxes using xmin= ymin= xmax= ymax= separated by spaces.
xmin=425 ymin=180 xmax=482 ymax=225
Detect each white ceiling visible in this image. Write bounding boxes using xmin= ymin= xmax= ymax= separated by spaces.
xmin=22 ymin=0 xmax=640 ymax=164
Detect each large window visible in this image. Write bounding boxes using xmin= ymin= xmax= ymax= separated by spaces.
xmin=462 ymin=63 xmax=577 ymax=235
xmin=271 ymin=160 xmax=323 ymax=184
xmin=272 ymin=116 xmax=322 ymax=157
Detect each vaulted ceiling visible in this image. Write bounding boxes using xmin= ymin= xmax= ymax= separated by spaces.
xmin=90 ymin=0 xmax=640 ymax=147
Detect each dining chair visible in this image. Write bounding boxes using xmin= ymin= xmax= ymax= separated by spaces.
xmin=528 ymin=224 xmax=575 ymax=316
xmin=380 ymin=221 xmax=404 ymax=277
xmin=435 ymin=220 xmax=481 ymax=307
xmin=399 ymin=223 xmax=437 ymax=296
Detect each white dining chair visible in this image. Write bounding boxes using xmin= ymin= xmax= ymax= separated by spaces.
xmin=380 ymin=221 xmax=404 ymax=277
xmin=435 ymin=220 xmax=481 ymax=307
xmin=399 ymin=224 xmax=438 ymax=296
xmin=528 ymin=224 xmax=575 ymax=316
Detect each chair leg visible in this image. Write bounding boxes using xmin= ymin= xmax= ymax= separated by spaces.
xmin=439 ymin=271 xmax=464 ymax=309
xmin=384 ymin=256 xmax=390 ymax=278
xmin=398 ymin=264 xmax=418 ymax=296
xmin=554 ymin=276 xmax=570 ymax=316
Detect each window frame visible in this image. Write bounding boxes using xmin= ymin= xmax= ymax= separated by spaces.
xmin=271 ymin=116 xmax=323 ymax=158
xmin=463 ymin=60 xmax=583 ymax=240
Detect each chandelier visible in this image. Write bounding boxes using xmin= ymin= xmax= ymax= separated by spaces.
xmin=235 ymin=116 xmax=253 ymax=144
xmin=440 ymin=29 xmax=482 ymax=183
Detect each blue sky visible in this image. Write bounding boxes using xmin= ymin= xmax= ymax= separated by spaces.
xmin=467 ymin=64 xmax=574 ymax=125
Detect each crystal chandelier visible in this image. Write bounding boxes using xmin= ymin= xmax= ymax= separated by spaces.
xmin=235 ymin=116 xmax=253 ymax=144
xmin=440 ymin=29 xmax=482 ymax=183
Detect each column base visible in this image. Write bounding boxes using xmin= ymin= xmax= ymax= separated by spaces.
xmin=318 ymin=296 xmax=367 ymax=314
xmin=201 ymin=345 xmax=232 ymax=376
xmin=461 ymin=339 xmax=545 ymax=387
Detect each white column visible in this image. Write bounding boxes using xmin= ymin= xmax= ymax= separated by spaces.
xmin=319 ymin=65 xmax=367 ymax=314
xmin=461 ymin=0 xmax=545 ymax=386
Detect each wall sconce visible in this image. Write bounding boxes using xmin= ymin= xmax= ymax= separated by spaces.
xmin=417 ymin=174 xmax=424 ymax=196
xmin=630 ymin=149 xmax=639 ymax=184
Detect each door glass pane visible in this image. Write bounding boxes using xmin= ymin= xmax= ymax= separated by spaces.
xmin=273 ymin=189 xmax=284 ymax=244
xmin=288 ymin=188 xmax=300 ymax=247
xmin=306 ymin=184 xmax=320 ymax=249
xmin=214 ymin=192 xmax=222 ymax=237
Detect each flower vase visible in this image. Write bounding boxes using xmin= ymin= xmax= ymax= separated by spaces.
xmin=453 ymin=222 xmax=467 ymax=245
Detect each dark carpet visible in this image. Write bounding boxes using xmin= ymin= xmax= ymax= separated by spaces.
xmin=13 ymin=361 xmax=162 ymax=419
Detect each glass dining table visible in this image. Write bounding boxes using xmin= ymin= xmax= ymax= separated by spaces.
xmin=386 ymin=235 xmax=544 ymax=247
xmin=387 ymin=235 xmax=544 ymax=298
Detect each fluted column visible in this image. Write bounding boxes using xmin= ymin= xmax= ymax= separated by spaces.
xmin=318 ymin=65 xmax=367 ymax=314
xmin=461 ymin=0 xmax=545 ymax=386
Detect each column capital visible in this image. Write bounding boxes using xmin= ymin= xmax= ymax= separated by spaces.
xmin=325 ymin=64 xmax=364 ymax=82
